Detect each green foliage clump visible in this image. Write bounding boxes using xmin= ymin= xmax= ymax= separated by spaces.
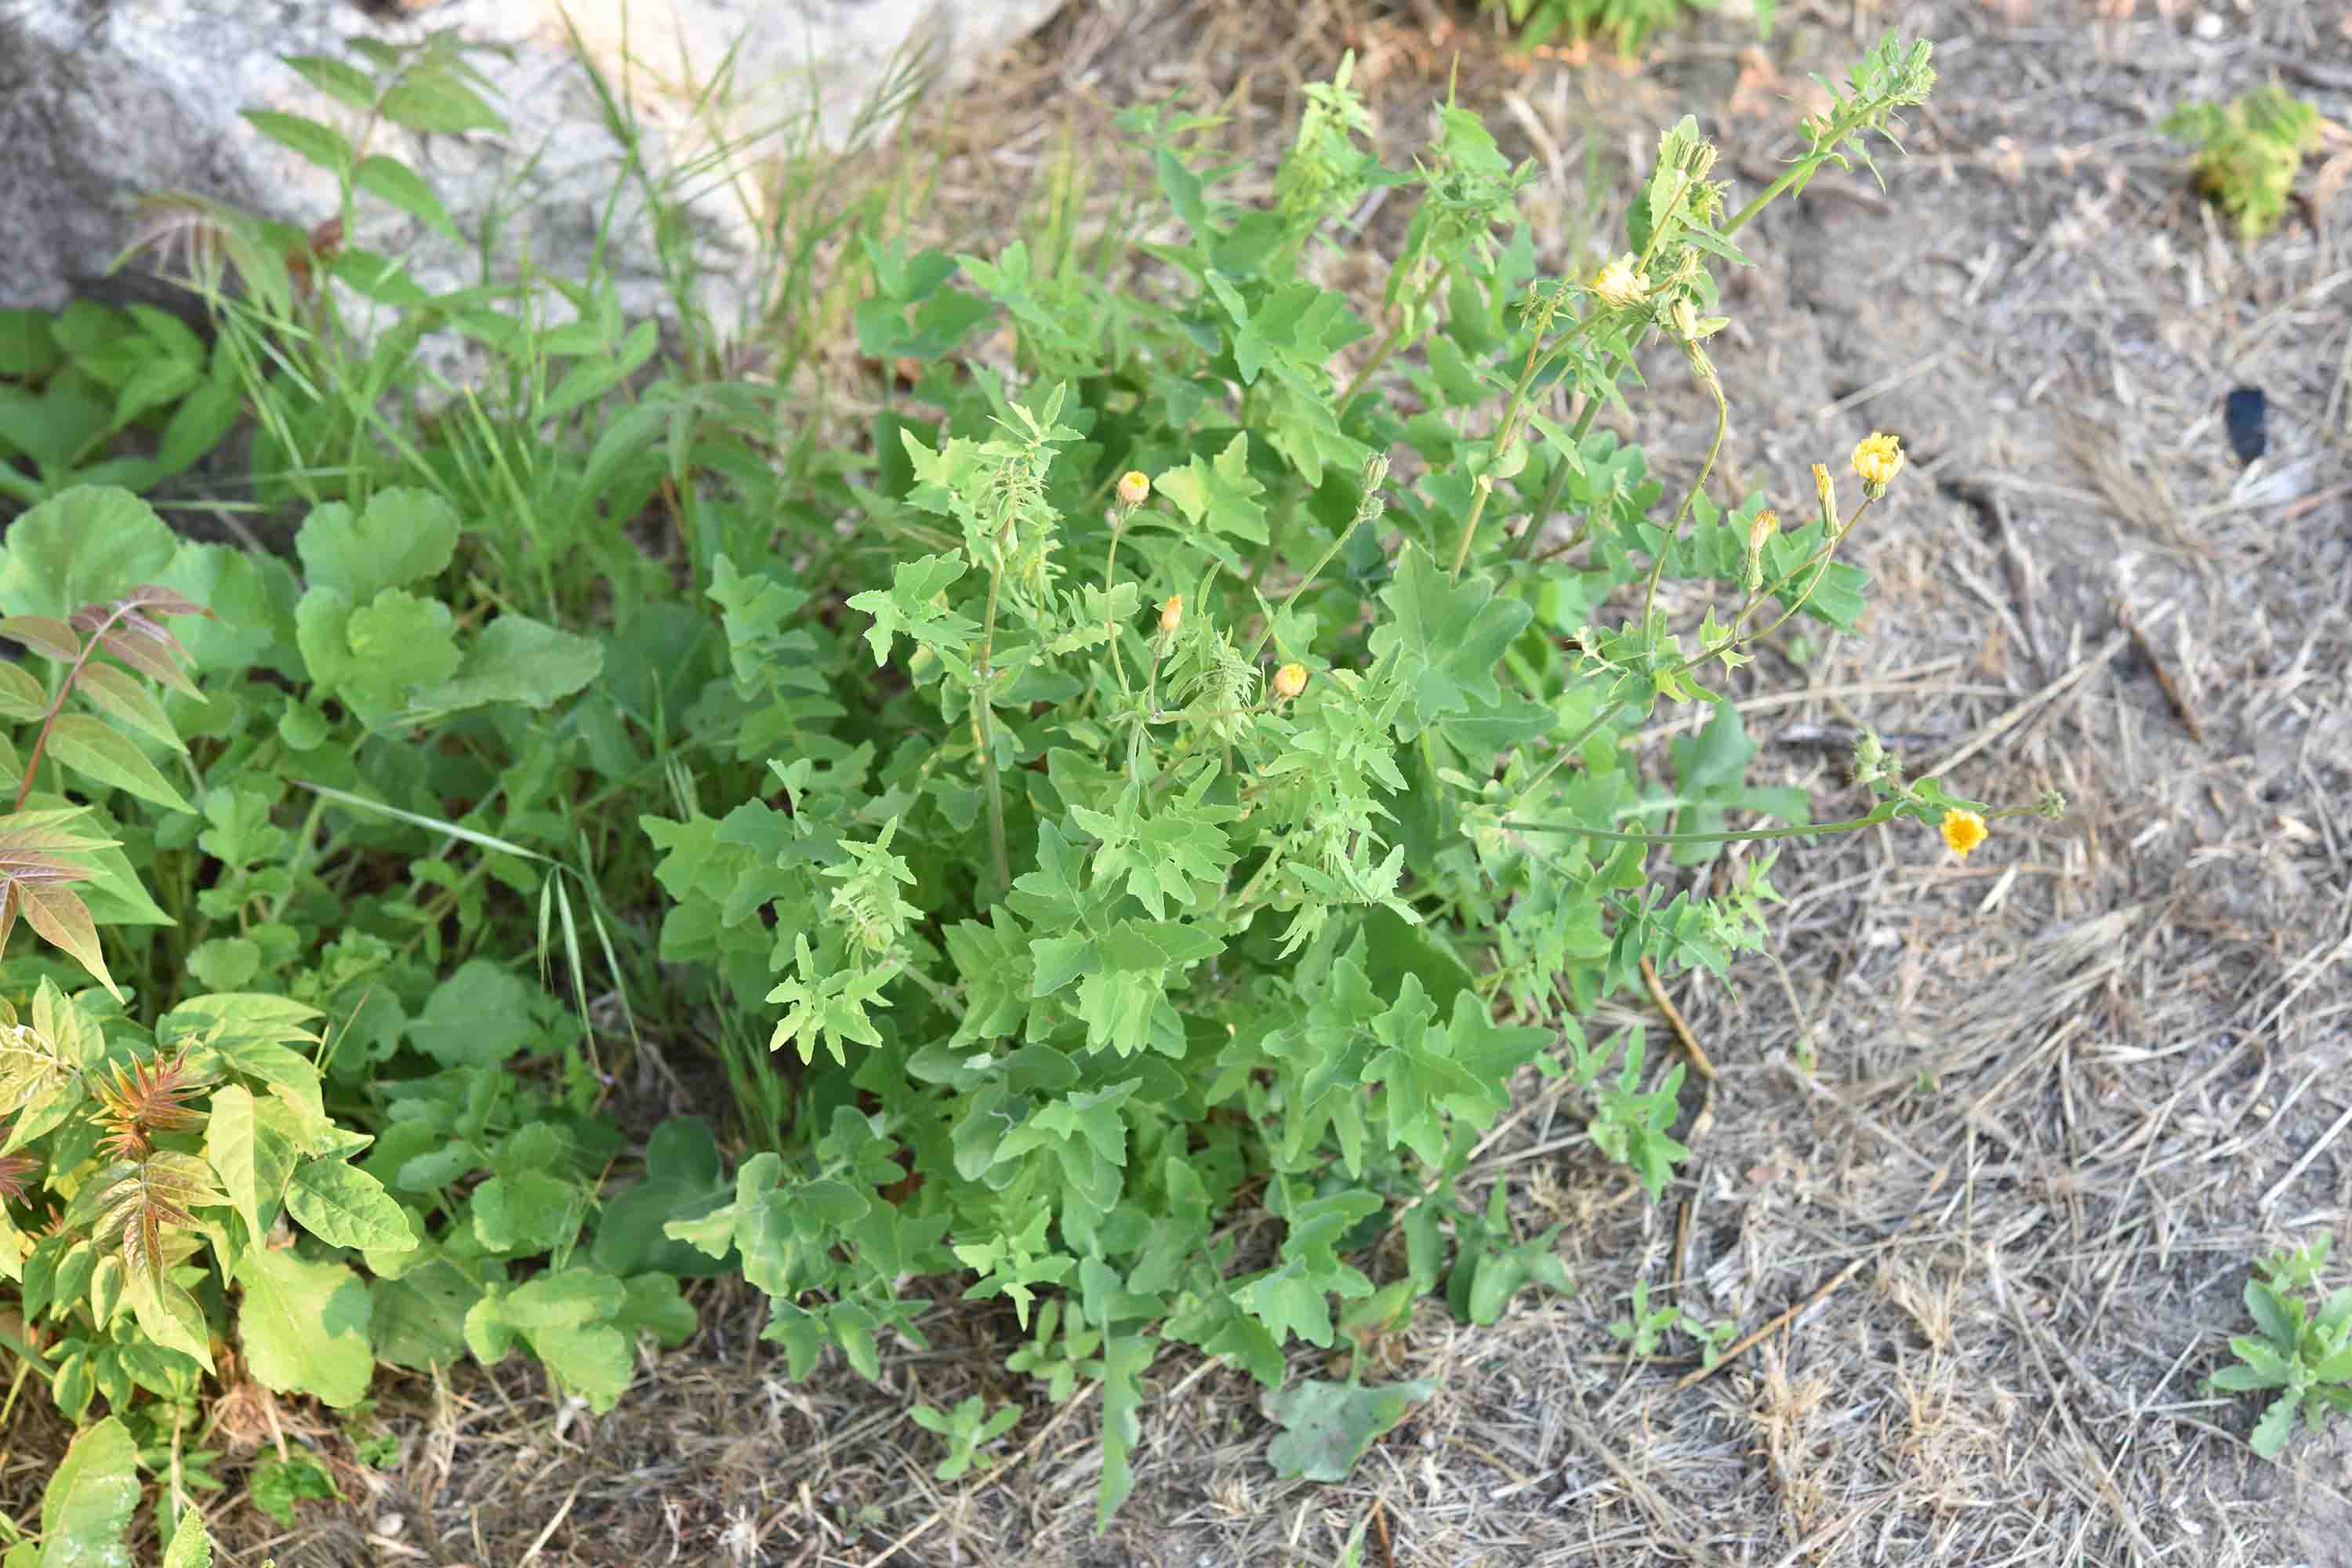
xmin=0 ymin=24 xmax=1991 ymax=1550
xmin=2162 ymin=84 xmax=2322 ymax=243
xmin=1483 ymin=0 xmax=1775 ymax=56
xmin=2209 ymin=1232 xmax=2352 ymax=1459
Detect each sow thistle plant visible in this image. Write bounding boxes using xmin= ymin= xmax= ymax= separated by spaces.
xmin=636 ymin=34 xmax=2005 ymax=1526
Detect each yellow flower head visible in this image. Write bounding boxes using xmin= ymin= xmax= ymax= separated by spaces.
xmin=1117 ymin=470 xmax=1152 ymax=507
xmin=1940 ymin=808 xmax=1988 ymax=861
xmin=1852 ymin=432 xmax=1904 ymax=498
xmin=1160 ymin=593 xmax=1183 ymax=635
xmin=1272 ymin=662 xmax=1309 ymax=700
xmin=1812 ymin=463 xmax=1837 ymax=524
xmin=1591 ymin=255 xmax=1650 ymax=310
xmin=1747 ymin=508 xmax=1780 ymax=554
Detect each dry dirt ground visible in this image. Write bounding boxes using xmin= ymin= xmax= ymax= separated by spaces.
xmin=9 ymin=0 xmax=2352 ymax=1564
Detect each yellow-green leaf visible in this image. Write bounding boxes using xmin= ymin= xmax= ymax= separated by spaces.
xmin=45 ymin=715 xmax=194 ymax=813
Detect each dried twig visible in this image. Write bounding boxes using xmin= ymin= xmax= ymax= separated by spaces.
xmin=1640 ymin=954 xmax=1716 ymax=1082
xmin=2118 ymin=597 xmax=2203 ymax=744
xmin=1673 ymin=1253 xmax=1873 ymax=1394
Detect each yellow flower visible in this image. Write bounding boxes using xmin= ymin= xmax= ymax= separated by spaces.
xmin=1272 ymin=662 xmax=1309 ymax=700
xmin=1591 ymin=255 xmax=1650 ymax=310
xmin=1117 ymin=470 xmax=1151 ymax=507
xmin=1940 ymin=808 xmax=1987 ymax=861
xmin=1812 ymin=463 xmax=1836 ymax=524
xmin=1744 ymin=508 xmax=1780 ymax=592
xmin=1852 ymin=432 xmax=1904 ymax=498
xmin=1160 ymin=594 xmax=1183 ymax=634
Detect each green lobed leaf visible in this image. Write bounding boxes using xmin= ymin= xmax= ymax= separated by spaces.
xmin=0 ymin=487 xmax=177 ymax=622
xmin=237 ymin=1247 xmax=374 ymax=1407
xmin=292 ymin=489 xmax=460 ymax=603
xmin=1265 ymin=1377 xmax=1437 ymax=1483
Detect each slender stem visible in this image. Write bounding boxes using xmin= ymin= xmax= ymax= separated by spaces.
xmin=1501 ymin=801 xmax=1904 ymax=846
xmin=1243 ymin=508 xmax=1366 ymax=668
xmin=1447 ymin=325 xmax=1553 ymax=582
xmin=1339 ymin=270 xmax=1447 ymax=412
xmin=1104 ymin=514 xmax=1131 ymax=695
xmin=975 ymin=563 xmax=1011 ymax=896
xmin=1637 ymin=376 xmax=1728 ymax=623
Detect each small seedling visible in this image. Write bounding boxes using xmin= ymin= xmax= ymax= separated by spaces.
xmin=1609 ymin=1278 xmax=1682 ymax=1356
xmin=2161 ymin=84 xmax=2322 ymax=243
xmin=909 ymin=1396 xmax=1022 ymax=1480
xmin=2207 ymin=1231 xmax=2352 ymax=1459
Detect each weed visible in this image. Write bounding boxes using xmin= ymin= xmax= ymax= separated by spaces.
xmin=2209 ymin=1231 xmax=2352 ymax=1459
xmin=2162 ymin=84 xmax=2322 ymax=243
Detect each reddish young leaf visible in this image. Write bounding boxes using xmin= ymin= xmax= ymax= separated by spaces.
xmin=0 ymin=617 xmax=82 ymax=662
xmin=14 ymin=880 xmax=121 ymax=1001
xmin=92 ymin=622 xmax=201 ymax=699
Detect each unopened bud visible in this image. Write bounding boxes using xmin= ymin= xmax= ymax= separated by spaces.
xmin=1160 ymin=594 xmax=1183 ymax=634
xmin=1117 ymin=470 xmax=1151 ymax=507
xmin=1272 ymin=662 xmax=1309 ymax=700
xmin=1744 ymin=507 xmax=1780 ymax=592
xmin=1813 ymin=463 xmax=1837 ymax=525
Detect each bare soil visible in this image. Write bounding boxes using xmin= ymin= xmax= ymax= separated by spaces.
xmin=10 ymin=1 xmax=2352 ymax=1564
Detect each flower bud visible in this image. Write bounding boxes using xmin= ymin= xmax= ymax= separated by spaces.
xmin=1160 ymin=594 xmax=1183 ymax=634
xmin=1813 ymin=463 xmax=1837 ymax=526
xmin=1272 ymin=662 xmax=1309 ymax=700
xmin=1743 ymin=507 xmax=1780 ymax=592
xmin=1117 ymin=470 xmax=1151 ymax=507
xmin=1852 ymin=432 xmax=1905 ymax=499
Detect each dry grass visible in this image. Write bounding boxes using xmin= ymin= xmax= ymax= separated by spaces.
xmin=10 ymin=0 xmax=2352 ymax=1563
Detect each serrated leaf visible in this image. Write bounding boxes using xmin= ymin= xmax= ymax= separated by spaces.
xmin=15 ymin=880 xmax=122 ymax=1001
xmin=2250 ymin=1392 xmax=2297 ymax=1458
xmin=127 ymin=1269 xmax=214 ymax=1372
xmin=406 ymin=959 xmax=537 ymax=1068
xmin=844 ymin=553 xmax=972 ymax=666
xmin=69 ymin=662 xmax=184 ymax=753
xmin=204 ymin=1084 xmax=263 ymax=1247
xmin=238 ymin=1247 xmax=373 ymax=1407
xmin=89 ymin=1153 xmax=221 ymax=1283
xmin=353 ymin=154 xmax=461 ymax=241
xmin=1367 ymin=545 xmax=1534 ymax=741
xmin=240 ymin=110 xmax=353 ymax=176
xmin=1093 ymin=1328 xmax=1152 ymax=1533
xmin=292 ymin=489 xmax=460 ymax=602
xmin=45 ymin=714 xmax=194 ymax=812
xmin=414 ymin=612 xmax=603 ymax=716
xmin=281 ymin=53 xmax=375 ymax=109
xmin=285 ymin=1159 xmax=414 ymax=1251
xmin=0 ymin=487 xmax=177 ymax=622
xmin=372 ymin=1258 xmax=480 ymax=1371
xmin=1154 ymin=433 xmax=1269 ymax=545
xmin=34 ymin=1415 xmax=139 ymax=1568
xmin=379 ymin=64 xmax=507 ymax=136
xmin=0 ymin=615 xmax=84 ymax=662
xmin=591 ymin=1117 xmax=735 ymax=1278
xmin=158 ymin=1512 xmax=213 ymax=1568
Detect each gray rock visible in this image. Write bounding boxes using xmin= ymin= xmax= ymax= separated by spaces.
xmin=0 ymin=0 xmax=1060 ymax=335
